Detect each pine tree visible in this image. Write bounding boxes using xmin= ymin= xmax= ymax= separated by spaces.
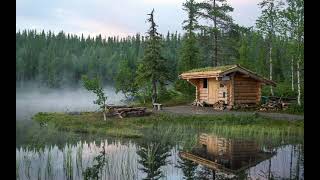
xmin=136 ymin=9 xmax=170 ymax=104
xmin=198 ymin=0 xmax=233 ymax=66
xmin=179 ymin=0 xmax=201 ymax=72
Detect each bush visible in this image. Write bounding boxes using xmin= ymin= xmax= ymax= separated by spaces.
xmin=262 ymin=82 xmax=297 ymax=97
xmin=285 ymin=103 xmax=304 ymax=114
xmin=174 ymin=79 xmax=195 ymax=96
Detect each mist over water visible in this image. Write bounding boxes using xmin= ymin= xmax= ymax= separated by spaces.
xmin=16 ymin=83 xmax=125 ymax=120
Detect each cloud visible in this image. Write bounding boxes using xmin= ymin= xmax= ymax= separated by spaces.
xmin=229 ymin=0 xmax=260 ymax=6
xmin=16 ymin=0 xmax=261 ymax=37
xmin=142 ymin=0 xmax=184 ymax=5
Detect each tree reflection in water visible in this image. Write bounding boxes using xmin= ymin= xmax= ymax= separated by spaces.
xmin=176 ymin=156 xmax=198 ymax=180
xmin=136 ymin=127 xmax=173 ymax=180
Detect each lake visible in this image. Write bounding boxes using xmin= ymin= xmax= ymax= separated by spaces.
xmin=16 ymin=86 xmax=304 ymax=180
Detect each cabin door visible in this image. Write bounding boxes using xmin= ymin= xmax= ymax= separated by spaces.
xmin=218 ymin=83 xmax=228 ymax=104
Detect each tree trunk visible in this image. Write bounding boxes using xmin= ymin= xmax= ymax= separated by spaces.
xmin=295 ymin=144 xmax=301 ymax=179
xmin=289 ymin=145 xmax=293 ymax=179
xmin=213 ymin=0 xmax=217 ymax=67
xmin=297 ymin=59 xmax=301 ymax=106
xmin=268 ymin=158 xmax=271 ymax=179
xmin=291 ymin=56 xmax=294 ymax=91
xmin=214 ymin=33 xmax=218 ymax=67
xmin=269 ymin=45 xmax=274 ymax=96
xmin=152 ymin=79 xmax=157 ymax=104
xmin=103 ymin=101 xmax=107 ymax=121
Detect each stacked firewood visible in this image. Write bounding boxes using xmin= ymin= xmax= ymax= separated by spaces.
xmin=106 ymin=105 xmax=149 ymax=118
xmin=258 ymin=100 xmax=290 ymax=111
xmin=213 ymin=100 xmax=226 ymax=111
xmin=192 ymin=100 xmax=204 ymax=107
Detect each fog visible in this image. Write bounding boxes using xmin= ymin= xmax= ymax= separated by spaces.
xmin=16 ymin=84 xmax=125 ymax=120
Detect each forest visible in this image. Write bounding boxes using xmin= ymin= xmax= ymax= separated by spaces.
xmin=16 ymin=0 xmax=304 ymax=106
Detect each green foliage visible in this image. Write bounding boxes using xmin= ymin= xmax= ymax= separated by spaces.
xmin=176 ymin=158 xmax=198 ymax=180
xmin=16 ymin=30 xmax=181 ymax=88
xmin=179 ymin=0 xmax=201 ymax=72
xmin=256 ymin=0 xmax=284 ymax=38
xmin=174 ymin=79 xmax=195 ymax=97
xmin=197 ymin=0 xmax=234 ymax=66
xmin=285 ymin=103 xmax=304 ymax=114
xmin=83 ymin=145 xmax=107 ymax=180
xmin=136 ymin=9 xmax=170 ymax=104
xmin=81 ymin=75 xmax=107 ymax=110
xmin=137 ymin=142 xmax=171 ymax=180
xmin=262 ymin=82 xmax=299 ymax=98
xmin=33 ymin=112 xmax=304 ymax=140
xmin=115 ymin=57 xmax=138 ymax=98
xmin=16 ymin=0 xmax=304 ymax=105
xmin=179 ymin=34 xmax=200 ymax=72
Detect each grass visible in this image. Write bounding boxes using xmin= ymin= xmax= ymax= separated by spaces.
xmin=184 ymin=64 xmax=237 ymax=73
xmin=33 ymin=111 xmax=304 ymax=140
xmin=131 ymin=91 xmax=194 ymax=108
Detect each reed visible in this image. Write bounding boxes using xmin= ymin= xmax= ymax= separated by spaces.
xmin=63 ymin=145 xmax=73 ymax=180
xmin=45 ymin=148 xmax=53 ymax=180
xmin=24 ymin=155 xmax=31 ymax=180
xmin=75 ymin=143 xmax=83 ymax=178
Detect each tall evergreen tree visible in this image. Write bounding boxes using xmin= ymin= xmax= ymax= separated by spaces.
xmin=198 ymin=0 xmax=233 ymax=66
xmin=136 ymin=9 xmax=169 ymax=104
xmin=179 ymin=0 xmax=201 ymax=72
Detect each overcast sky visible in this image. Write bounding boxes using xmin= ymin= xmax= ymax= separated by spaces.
xmin=16 ymin=0 xmax=261 ymax=38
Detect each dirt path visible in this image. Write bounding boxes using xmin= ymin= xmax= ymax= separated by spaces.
xmin=160 ymin=105 xmax=304 ymax=121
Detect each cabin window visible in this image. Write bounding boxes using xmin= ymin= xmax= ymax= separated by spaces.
xmin=223 ymin=92 xmax=226 ymax=98
xmin=220 ymin=83 xmax=224 ymax=88
xmin=203 ymin=78 xmax=207 ymax=88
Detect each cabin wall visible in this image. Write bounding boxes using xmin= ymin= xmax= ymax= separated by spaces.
xmin=199 ymin=79 xmax=208 ymax=102
xmin=233 ymin=73 xmax=260 ymax=105
xmin=198 ymin=78 xmax=229 ymax=104
xmin=208 ymin=78 xmax=219 ymax=104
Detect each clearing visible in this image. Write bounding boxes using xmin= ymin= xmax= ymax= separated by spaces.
xmin=161 ymin=105 xmax=304 ymax=121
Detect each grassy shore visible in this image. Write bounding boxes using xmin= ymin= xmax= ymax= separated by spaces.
xmin=33 ymin=111 xmax=304 ymax=139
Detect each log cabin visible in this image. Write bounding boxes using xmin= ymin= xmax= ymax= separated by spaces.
xmin=179 ymin=64 xmax=276 ymax=107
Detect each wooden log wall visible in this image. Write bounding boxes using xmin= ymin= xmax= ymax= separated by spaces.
xmin=233 ymin=73 xmax=259 ymax=105
xmin=199 ymin=79 xmax=208 ymax=102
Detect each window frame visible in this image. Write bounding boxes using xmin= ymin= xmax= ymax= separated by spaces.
xmin=203 ymin=78 xmax=208 ymax=88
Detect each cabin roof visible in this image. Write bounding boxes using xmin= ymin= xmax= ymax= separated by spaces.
xmin=185 ymin=64 xmax=237 ymax=73
xmin=180 ymin=64 xmax=276 ymax=86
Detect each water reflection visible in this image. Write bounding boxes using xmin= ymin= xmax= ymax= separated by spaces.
xmin=179 ymin=133 xmax=303 ymax=179
xmin=16 ymin=134 xmax=304 ymax=180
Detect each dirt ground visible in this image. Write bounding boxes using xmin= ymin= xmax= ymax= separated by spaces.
xmin=160 ymin=105 xmax=304 ymax=121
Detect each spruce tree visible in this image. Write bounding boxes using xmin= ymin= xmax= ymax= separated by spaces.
xmin=198 ymin=0 xmax=233 ymax=66
xmin=136 ymin=9 xmax=169 ymax=104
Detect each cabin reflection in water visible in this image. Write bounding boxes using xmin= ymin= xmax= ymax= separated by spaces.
xmin=180 ymin=133 xmax=274 ymax=175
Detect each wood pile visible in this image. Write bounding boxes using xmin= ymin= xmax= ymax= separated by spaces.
xmin=213 ymin=100 xmax=226 ymax=111
xmin=258 ymin=100 xmax=291 ymax=111
xmin=106 ymin=105 xmax=149 ymax=118
xmin=232 ymin=104 xmax=257 ymax=110
xmin=192 ymin=100 xmax=204 ymax=107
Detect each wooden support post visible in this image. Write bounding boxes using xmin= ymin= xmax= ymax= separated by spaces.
xmin=257 ymin=82 xmax=261 ymax=105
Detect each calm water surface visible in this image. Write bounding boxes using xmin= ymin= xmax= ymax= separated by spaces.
xmin=16 ymin=87 xmax=304 ymax=180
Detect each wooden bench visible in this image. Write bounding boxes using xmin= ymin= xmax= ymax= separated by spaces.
xmin=153 ymin=103 xmax=163 ymax=111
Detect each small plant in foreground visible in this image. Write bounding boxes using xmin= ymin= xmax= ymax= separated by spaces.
xmin=83 ymin=144 xmax=107 ymax=180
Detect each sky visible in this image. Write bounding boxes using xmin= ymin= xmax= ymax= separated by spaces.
xmin=16 ymin=0 xmax=261 ymax=38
